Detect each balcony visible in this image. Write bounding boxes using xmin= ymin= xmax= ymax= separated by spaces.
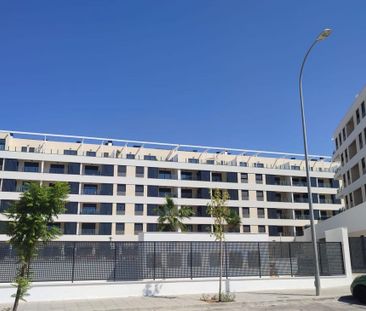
xmin=81 ymin=229 xmax=96 ymax=235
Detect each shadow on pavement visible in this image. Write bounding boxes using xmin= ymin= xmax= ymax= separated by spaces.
xmin=338 ymin=295 xmax=365 ymax=306
xmin=246 ymin=292 xmax=314 ymax=297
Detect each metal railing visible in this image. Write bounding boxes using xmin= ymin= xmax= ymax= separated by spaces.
xmin=0 ymin=241 xmax=345 ymax=283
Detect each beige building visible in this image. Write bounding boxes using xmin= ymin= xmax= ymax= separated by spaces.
xmin=333 ymin=86 xmax=366 ymax=210
xmin=0 ymin=130 xmax=342 ymax=241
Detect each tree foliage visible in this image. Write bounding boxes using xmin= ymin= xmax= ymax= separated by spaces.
xmin=157 ymin=196 xmax=193 ymax=232
xmin=4 ymin=182 xmax=69 ymax=311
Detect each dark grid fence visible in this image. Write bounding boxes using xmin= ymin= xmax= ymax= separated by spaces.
xmin=0 ymin=241 xmax=344 ymax=283
xmin=349 ymin=237 xmax=366 ymax=273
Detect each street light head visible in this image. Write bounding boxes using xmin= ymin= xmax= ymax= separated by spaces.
xmin=316 ymin=28 xmax=332 ymax=41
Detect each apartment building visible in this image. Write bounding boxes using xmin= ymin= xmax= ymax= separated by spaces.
xmin=333 ymin=86 xmax=366 ymax=210
xmin=0 ymin=130 xmax=342 ymax=241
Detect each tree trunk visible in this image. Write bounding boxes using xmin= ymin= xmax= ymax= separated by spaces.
xmin=12 ymin=263 xmax=27 ymax=311
xmin=219 ymin=238 xmax=223 ymax=302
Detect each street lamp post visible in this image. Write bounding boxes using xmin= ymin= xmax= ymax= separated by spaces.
xmin=298 ymin=28 xmax=332 ymax=297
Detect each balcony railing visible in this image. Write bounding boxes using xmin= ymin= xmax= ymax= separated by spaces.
xmin=81 ymin=229 xmax=96 ymax=235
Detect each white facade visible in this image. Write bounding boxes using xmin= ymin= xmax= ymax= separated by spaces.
xmin=333 ymin=85 xmax=366 ymax=209
xmin=0 ymin=130 xmax=343 ymax=241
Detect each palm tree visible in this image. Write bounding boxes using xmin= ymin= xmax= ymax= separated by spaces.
xmin=157 ymin=196 xmax=193 ymax=232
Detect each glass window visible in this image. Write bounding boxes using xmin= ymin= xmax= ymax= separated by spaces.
xmin=256 ymin=191 xmax=264 ymax=201
xmin=116 ymin=203 xmax=125 ymax=215
xmin=362 ymin=101 xmax=366 ymax=118
xmin=64 ymin=149 xmax=77 ymax=155
xmin=29 ymin=147 xmax=35 ymax=153
xmin=135 ymin=185 xmax=144 ymax=196
xmin=84 ymin=165 xmax=99 ymax=175
xmin=258 ymin=225 xmax=266 ymax=233
xmin=147 ymin=204 xmax=159 ymax=216
xmin=356 ymin=108 xmax=361 ymax=124
xmin=0 ymin=139 xmax=5 ymax=150
xmin=134 ymin=223 xmax=143 ymax=235
xmin=24 ymin=162 xmax=39 ymax=173
xmin=21 ymin=146 xmax=27 ymax=152
xmin=243 ymin=225 xmax=251 ymax=233
xmin=144 ymin=155 xmax=157 ymax=161
xmin=147 ymin=223 xmax=158 ymax=232
xmin=118 ymin=165 xmax=126 ymax=176
xmin=83 ymin=184 xmax=97 ymax=195
xmin=255 ymin=174 xmax=263 ymax=184
xmin=242 ymin=207 xmax=250 ymax=218
xmin=86 ymin=151 xmax=96 ymax=157
xmin=239 ymin=162 xmax=247 ymax=167
xmin=257 ymin=208 xmax=265 ymax=218
xmin=241 ymin=190 xmax=249 ymax=200
xmin=135 ymin=204 xmax=143 ymax=215
xmin=206 ymin=159 xmax=215 ymax=165
xmin=49 ymin=164 xmax=65 ymax=174
xmin=64 ymin=202 xmax=78 ymax=214
xmin=67 ymin=163 xmax=80 ymax=175
xmin=136 ymin=166 xmax=144 ymax=177
xmin=254 ymin=162 xmax=264 ymax=168
xmin=117 ymin=184 xmax=126 ymax=196
xmin=241 ymin=173 xmax=248 ymax=183
xmin=126 ymin=153 xmax=135 ymax=159
xmin=359 ymin=133 xmax=363 ymax=149
xmin=188 ymin=158 xmax=199 ymax=164
xmin=116 ymin=223 xmax=125 ymax=235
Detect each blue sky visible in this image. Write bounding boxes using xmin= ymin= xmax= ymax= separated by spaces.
xmin=0 ymin=1 xmax=365 ymax=156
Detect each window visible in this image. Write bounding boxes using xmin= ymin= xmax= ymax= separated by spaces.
xmin=362 ymin=158 xmax=366 ymax=174
xmin=136 ymin=166 xmax=144 ymax=177
xmin=335 ymin=137 xmax=339 ymax=150
xmin=29 ymin=147 xmax=35 ymax=153
xmin=84 ymin=165 xmax=99 ymax=175
xmin=147 ymin=204 xmax=159 ymax=216
xmin=64 ymin=149 xmax=77 ymax=155
xmin=356 ymin=108 xmax=361 ymax=124
xmin=83 ymin=184 xmax=97 ymax=195
xmin=243 ymin=225 xmax=251 ymax=233
xmin=241 ymin=190 xmax=249 ymax=200
xmin=0 ymin=139 xmax=5 ymax=150
xmin=116 ymin=223 xmax=125 ymax=235
xmin=239 ymin=162 xmax=247 ymax=167
xmin=241 ymin=173 xmax=248 ymax=183
xmin=188 ymin=158 xmax=199 ymax=164
xmin=81 ymin=204 xmax=97 ymax=214
xmin=67 ymin=163 xmax=80 ymax=175
xmin=159 ymin=170 xmax=172 ymax=179
xmin=342 ymin=128 xmax=346 ymax=141
xmin=103 ymin=152 xmax=109 ymax=158
xmin=135 ymin=204 xmax=144 ymax=215
xmin=49 ymin=164 xmax=64 ymax=174
xmin=116 ymin=203 xmax=125 ymax=215
xmin=117 ymin=165 xmax=126 ymax=176
xmin=255 ymin=174 xmax=263 ymax=184
xmin=362 ymin=101 xmax=366 ymax=118
xmin=359 ymin=133 xmax=364 ymax=149
xmin=134 ymin=223 xmax=143 ymax=235
xmin=144 ymin=155 xmax=157 ymax=161
xmin=24 ymin=162 xmax=39 ymax=173
xmin=86 ymin=151 xmax=96 ymax=157
xmin=257 ymin=208 xmax=265 ymax=218
xmin=212 ymin=172 xmax=222 ymax=182
xmin=242 ymin=207 xmax=250 ymax=218
xmin=181 ymin=171 xmax=193 ymax=180
xmin=64 ymin=202 xmax=78 ymax=214
xmin=117 ymin=184 xmax=126 ymax=196
xmin=135 ymin=185 xmax=144 ymax=196
xmin=206 ymin=160 xmax=215 ymax=165
xmin=147 ymin=223 xmax=158 ymax=232
xmin=256 ymin=191 xmax=264 ymax=201
xmin=254 ymin=162 xmax=264 ymax=168
xmin=291 ymin=165 xmax=300 ymax=170
xmin=258 ymin=225 xmax=266 ymax=233
xmin=21 ymin=146 xmax=27 ymax=152
xmin=127 ymin=153 xmax=135 ymax=159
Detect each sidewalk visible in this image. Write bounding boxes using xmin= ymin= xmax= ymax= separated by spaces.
xmin=1 ymin=286 xmax=364 ymax=311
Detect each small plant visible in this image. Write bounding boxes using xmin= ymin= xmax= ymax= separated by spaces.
xmin=200 ymin=292 xmax=235 ymax=303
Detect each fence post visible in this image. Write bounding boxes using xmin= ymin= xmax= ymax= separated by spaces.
xmin=113 ymin=242 xmax=117 ymax=281
xmin=190 ymin=242 xmax=193 ymax=280
xmin=258 ymin=242 xmax=262 ymax=278
xmin=361 ymin=236 xmax=366 ymax=269
xmin=153 ymin=242 xmax=156 ymax=281
xmin=318 ymin=242 xmax=323 ymax=276
xmin=225 ymin=242 xmax=228 ymax=279
xmin=288 ymin=243 xmax=293 ymax=277
xmin=71 ymin=241 xmax=76 ymax=283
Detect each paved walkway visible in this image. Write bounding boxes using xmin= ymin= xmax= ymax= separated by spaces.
xmin=1 ymin=287 xmax=365 ymax=311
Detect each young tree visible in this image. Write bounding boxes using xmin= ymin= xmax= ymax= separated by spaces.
xmin=4 ymin=182 xmax=69 ymax=311
xmin=157 ymin=196 xmax=193 ymax=232
xmin=207 ymin=189 xmax=240 ymax=302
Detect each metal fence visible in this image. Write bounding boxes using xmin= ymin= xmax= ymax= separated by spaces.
xmin=349 ymin=237 xmax=366 ymax=273
xmin=0 ymin=241 xmax=344 ymax=283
